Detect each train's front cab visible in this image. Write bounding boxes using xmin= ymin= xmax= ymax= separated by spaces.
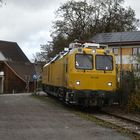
xmin=65 ymin=42 xmax=117 ymax=106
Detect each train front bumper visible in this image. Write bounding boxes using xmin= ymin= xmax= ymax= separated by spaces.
xmin=66 ymin=90 xmax=114 ymax=106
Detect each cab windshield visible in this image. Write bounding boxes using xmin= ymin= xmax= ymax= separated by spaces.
xmin=75 ymin=54 xmax=93 ymax=70
xmin=96 ymin=55 xmax=113 ymax=71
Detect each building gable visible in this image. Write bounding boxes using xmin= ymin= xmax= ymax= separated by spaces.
xmin=0 ymin=40 xmax=30 ymax=62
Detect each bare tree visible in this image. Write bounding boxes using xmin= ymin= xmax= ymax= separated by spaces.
xmin=34 ymin=43 xmax=53 ymax=62
xmin=0 ymin=0 xmax=6 ymax=7
xmin=52 ymin=0 xmax=139 ymax=40
xmin=0 ymin=0 xmax=2 ymax=6
xmin=52 ymin=1 xmax=92 ymax=41
xmin=36 ymin=0 xmax=139 ymax=60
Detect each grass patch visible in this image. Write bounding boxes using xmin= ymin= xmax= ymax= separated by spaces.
xmin=74 ymin=111 xmax=140 ymax=140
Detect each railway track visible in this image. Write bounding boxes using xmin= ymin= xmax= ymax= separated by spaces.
xmin=68 ymin=105 xmax=140 ymax=137
xmin=91 ymin=110 xmax=140 ymax=136
xmin=34 ymin=94 xmax=140 ymax=138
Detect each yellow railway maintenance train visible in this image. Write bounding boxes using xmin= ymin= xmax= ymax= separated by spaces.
xmin=42 ymin=42 xmax=117 ymax=107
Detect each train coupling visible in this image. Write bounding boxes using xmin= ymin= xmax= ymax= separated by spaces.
xmin=65 ymin=92 xmax=77 ymax=104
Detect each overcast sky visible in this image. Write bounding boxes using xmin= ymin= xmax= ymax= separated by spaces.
xmin=0 ymin=0 xmax=140 ymax=61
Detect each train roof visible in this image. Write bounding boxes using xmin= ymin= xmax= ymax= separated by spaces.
xmin=43 ymin=42 xmax=111 ymax=67
xmin=44 ymin=50 xmax=69 ymax=67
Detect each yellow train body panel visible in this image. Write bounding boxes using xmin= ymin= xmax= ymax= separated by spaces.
xmin=42 ymin=57 xmax=66 ymax=87
xmin=42 ymin=44 xmax=117 ymax=106
xmin=65 ymin=48 xmax=117 ymax=92
xmin=68 ymin=72 xmax=116 ymax=91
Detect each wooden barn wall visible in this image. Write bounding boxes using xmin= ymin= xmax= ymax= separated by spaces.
xmin=4 ymin=64 xmax=26 ymax=93
xmin=3 ymin=64 xmax=35 ymax=93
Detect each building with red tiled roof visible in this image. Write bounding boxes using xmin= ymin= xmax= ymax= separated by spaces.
xmin=0 ymin=40 xmax=36 ymax=93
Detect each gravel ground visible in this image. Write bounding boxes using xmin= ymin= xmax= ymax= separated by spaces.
xmin=0 ymin=93 xmax=133 ymax=140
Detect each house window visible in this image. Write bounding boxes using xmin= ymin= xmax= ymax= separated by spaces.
xmin=138 ymin=48 xmax=140 ymax=54
xmin=138 ymin=64 xmax=140 ymax=70
xmin=133 ymin=64 xmax=137 ymax=70
xmin=133 ymin=64 xmax=140 ymax=71
xmin=133 ymin=48 xmax=140 ymax=55
xmin=113 ymin=48 xmax=119 ymax=55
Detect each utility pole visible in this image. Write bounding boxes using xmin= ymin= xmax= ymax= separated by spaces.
xmin=120 ymin=47 xmax=123 ymax=87
xmin=120 ymin=32 xmax=123 ymax=88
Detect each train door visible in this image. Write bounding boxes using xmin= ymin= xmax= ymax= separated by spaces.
xmin=64 ymin=58 xmax=68 ymax=87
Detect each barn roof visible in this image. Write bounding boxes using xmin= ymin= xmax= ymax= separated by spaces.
xmin=0 ymin=40 xmax=35 ymax=82
xmin=0 ymin=40 xmax=29 ymax=62
xmin=90 ymin=31 xmax=140 ymax=46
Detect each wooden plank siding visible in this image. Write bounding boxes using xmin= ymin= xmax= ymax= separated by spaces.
xmin=2 ymin=62 xmax=34 ymax=94
xmin=4 ymin=63 xmax=26 ymax=93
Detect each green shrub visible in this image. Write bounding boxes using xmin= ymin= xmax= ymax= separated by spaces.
xmin=127 ymin=92 xmax=140 ymax=112
xmin=117 ymin=71 xmax=135 ymax=105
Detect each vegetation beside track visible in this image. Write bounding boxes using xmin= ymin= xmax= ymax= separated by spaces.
xmin=117 ymin=70 xmax=140 ymax=113
xmin=127 ymin=91 xmax=140 ymax=112
xmin=32 ymin=94 xmax=139 ymax=140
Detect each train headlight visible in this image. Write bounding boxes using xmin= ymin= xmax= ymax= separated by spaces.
xmin=76 ymin=81 xmax=80 ymax=85
xmin=92 ymin=50 xmax=96 ymax=53
xmin=108 ymin=82 xmax=112 ymax=86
